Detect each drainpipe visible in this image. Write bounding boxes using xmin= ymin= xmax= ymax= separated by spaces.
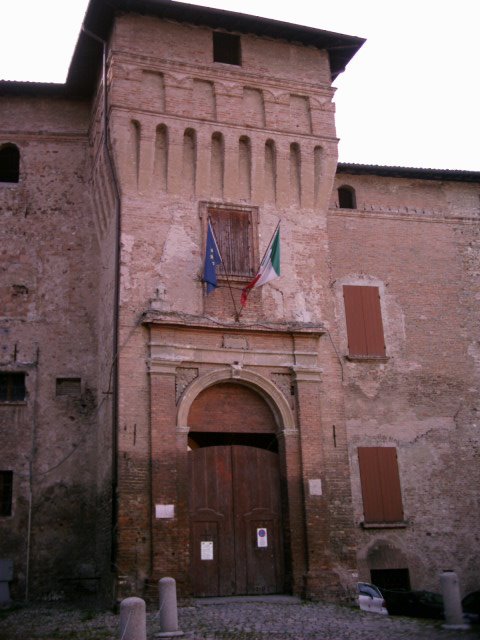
xmin=25 ymin=346 xmax=40 ymax=602
xmin=81 ymin=26 xmax=122 ymax=587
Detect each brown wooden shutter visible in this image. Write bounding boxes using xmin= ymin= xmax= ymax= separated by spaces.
xmin=209 ymin=209 xmax=253 ymax=276
xmin=358 ymin=447 xmax=404 ymax=523
xmin=343 ymin=285 xmax=386 ymax=356
xmin=343 ymin=285 xmax=366 ymax=355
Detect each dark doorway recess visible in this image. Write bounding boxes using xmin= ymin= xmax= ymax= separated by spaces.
xmin=370 ymin=568 xmax=411 ymax=590
xmin=188 ymin=431 xmax=278 ymax=452
xmin=189 ymin=444 xmax=284 ymax=597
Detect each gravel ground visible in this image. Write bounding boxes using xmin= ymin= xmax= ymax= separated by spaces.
xmin=0 ymin=599 xmax=478 ymax=640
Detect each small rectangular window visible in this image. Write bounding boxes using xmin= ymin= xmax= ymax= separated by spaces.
xmin=0 ymin=372 xmax=26 ymax=402
xmin=0 ymin=471 xmax=13 ymax=517
xmin=213 ymin=32 xmax=241 ymax=65
xmin=208 ymin=207 xmax=254 ymax=278
xmin=358 ymin=447 xmax=404 ymax=523
xmin=343 ymin=285 xmax=386 ymax=357
xmin=0 ymin=144 xmax=20 ymax=183
xmin=56 ymin=378 xmax=82 ymax=397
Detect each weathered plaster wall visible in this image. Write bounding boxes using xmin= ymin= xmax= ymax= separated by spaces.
xmin=87 ymin=82 xmax=120 ymax=600
xmin=109 ymin=15 xmax=339 ymax=326
xmin=0 ymin=98 xmax=105 ymax=599
xmin=329 ymin=173 xmax=480 ymax=593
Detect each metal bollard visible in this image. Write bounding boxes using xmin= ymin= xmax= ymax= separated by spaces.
xmin=155 ymin=577 xmax=184 ymax=638
xmin=440 ymin=570 xmax=470 ymax=630
xmin=120 ymin=597 xmax=147 ymax=640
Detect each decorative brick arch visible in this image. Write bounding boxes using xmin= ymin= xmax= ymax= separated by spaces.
xmin=177 ymin=367 xmax=295 ymax=432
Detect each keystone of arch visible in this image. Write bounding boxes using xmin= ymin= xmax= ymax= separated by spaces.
xmin=177 ymin=367 xmax=296 ymax=432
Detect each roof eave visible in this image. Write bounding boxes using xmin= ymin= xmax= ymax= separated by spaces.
xmin=337 ymin=162 xmax=480 ymax=183
xmin=66 ymin=0 xmax=365 ymax=97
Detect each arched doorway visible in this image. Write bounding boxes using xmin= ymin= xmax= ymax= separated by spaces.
xmin=187 ymin=381 xmax=285 ymax=596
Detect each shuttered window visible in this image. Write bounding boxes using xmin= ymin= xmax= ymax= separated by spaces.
xmin=0 ymin=471 xmax=13 ymax=517
xmin=209 ymin=208 xmax=254 ymax=277
xmin=343 ymin=285 xmax=386 ymax=357
xmin=358 ymin=447 xmax=404 ymax=523
xmin=56 ymin=378 xmax=82 ymax=397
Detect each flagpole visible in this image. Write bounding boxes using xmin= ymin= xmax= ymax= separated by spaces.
xmin=238 ymin=220 xmax=281 ymax=317
xmin=207 ymin=217 xmax=241 ymax=321
xmin=220 ymin=262 xmax=241 ymax=321
xmin=257 ymin=220 xmax=281 ymax=270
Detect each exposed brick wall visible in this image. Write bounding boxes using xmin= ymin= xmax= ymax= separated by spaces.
xmin=188 ymin=382 xmax=277 ymax=433
xmin=110 ymin=12 xmax=351 ymax=602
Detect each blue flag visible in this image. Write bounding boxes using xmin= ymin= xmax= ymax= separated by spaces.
xmin=203 ymin=220 xmax=222 ymax=294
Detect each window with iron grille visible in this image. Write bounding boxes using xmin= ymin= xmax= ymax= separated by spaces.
xmin=0 ymin=372 xmax=26 ymax=402
xmin=343 ymin=285 xmax=386 ymax=357
xmin=208 ymin=207 xmax=255 ymax=278
xmin=358 ymin=447 xmax=404 ymax=524
xmin=0 ymin=471 xmax=13 ymax=517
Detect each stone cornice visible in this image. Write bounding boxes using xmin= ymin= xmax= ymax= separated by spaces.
xmin=0 ymin=131 xmax=88 ymax=143
xmin=330 ymin=208 xmax=480 ymax=225
xmin=143 ymin=310 xmax=325 ymax=336
xmin=291 ymin=365 xmax=323 ymax=382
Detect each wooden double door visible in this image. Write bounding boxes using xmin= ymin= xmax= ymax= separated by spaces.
xmin=189 ymin=445 xmax=284 ymax=596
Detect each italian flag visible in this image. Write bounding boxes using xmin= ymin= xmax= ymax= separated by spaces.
xmin=241 ymin=225 xmax=280 ymax=307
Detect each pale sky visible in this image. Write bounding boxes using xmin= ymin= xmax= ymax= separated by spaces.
xmin=1 ymin=0 xmax=479 ymax=171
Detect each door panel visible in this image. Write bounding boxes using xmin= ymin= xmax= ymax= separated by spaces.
xmin=232 ymin=446 xmax=283 ymax=595
xmin=189 ymin=447 xmax=235 ymax=596
xmin=189 ymin=445 xmax=284 ymax=596
xmin=191 ymin=519 xmax=221 ymax=597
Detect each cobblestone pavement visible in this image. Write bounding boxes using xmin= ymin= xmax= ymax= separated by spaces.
xmin=179 ymin=599 xmax=479 ymax=640
xmin=0 ymin=598 xmax=479 ymax=639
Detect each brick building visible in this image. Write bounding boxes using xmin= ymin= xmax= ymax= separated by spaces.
xmin=1 ymin=0 xmax=479 ymax=603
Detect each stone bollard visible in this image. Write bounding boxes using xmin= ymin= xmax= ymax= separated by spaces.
xmin=0 ymin=560 xmax=13 ymax=606
xmin=120 ymin=597 xmax=147 ymax=640
xmin=155 ymin=577 xmax=184 ymax=638
xmin=440 ymin=570 xmax=470 ymax=630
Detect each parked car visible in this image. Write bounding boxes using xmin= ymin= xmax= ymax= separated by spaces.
xmin=382 ymin=589 xmax=444 ymax=619
xmin=357 ymin=582 xmax=388 ymax=615
xmin=462 ymin=591 xmax=480 ymax=623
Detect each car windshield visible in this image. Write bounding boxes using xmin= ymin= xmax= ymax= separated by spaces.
xmin=358 ymin=583 xmax=381 ymax=598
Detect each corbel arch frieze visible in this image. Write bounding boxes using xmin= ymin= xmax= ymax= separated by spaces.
xmin=163 ymin=72 xmax=193 ymax=88
xmin=268 ymin=89 xmax=290 ymax=104
xmin=177 ymin=366 xmax=296 ymax=433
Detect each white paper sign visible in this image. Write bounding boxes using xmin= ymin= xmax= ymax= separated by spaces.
xmin=155 ymin=504 xmax=175 ymax=519
xmin=257 ymin=527 xmax=268 ymax=548
xmin=201 ymin=540 xmax=214 ymax=560
xmin=309 ymin=479 xmax=322 ymax=496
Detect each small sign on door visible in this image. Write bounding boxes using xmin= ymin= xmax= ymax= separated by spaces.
xmin=201 ymin=540 xmax=214 ymax=560
xmin=256 ymin=527 xmax=268 ymax=548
